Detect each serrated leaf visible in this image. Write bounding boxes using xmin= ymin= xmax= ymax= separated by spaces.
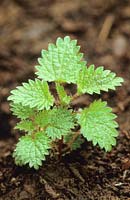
xmin=8 ymin=79 xmax=54 ymax=110
xmin=78 ymin=100 xmax=118 ymax=151
xmin=35 ymin=107 xmax=75 ymax=140
xmin=56 ymin=82 xmax=71 ymax=105
xmin=10 ymin=103 xmax=35 ymax=120
xmin=15 ymin=120 xmax=35 ymax=133
xmin=35 ymin=36 xmax=86 ymax=83
xmin=13 ymin=132 xmax=51 ymax=169
xmin=64 ymin=133 xmax=84 ymax=150
xmin=77 ymin=65 xmax=124 ymax=94
xmin=35 ymin=110 xmax=49 ymax=128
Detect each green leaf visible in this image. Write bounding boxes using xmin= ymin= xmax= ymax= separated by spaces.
xmin=13 ymin=132 xmax=51 ymax=169
xmin=77 ymin=65 xmax=124 ymax=95
xmin=78 ymin=100 xmax=118 ymax=151
xmin=8 ymin=79 xmax=54 ymax=110
xmin=10 ymin=103 xmax=35 ymax=120
xmin=56 ymin=82 xmax=71 ymax=105
xmin=35 ymin=110 xmax=50 ymax=128
xmin=35 ymin=36 xmax=86 ymax=83
xmin=45 ymin=108 xmax=75 ymax=139
xmin=15 ymin=120 xmax=35 ymax=133
xmin=64 ymin=133 xmax=84 ymax=150
xmin=35 ymin=107 xmax=75 ymax=140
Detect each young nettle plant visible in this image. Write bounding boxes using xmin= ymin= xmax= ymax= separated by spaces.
xmin=8 ymin=36 xmax=123 ymax=169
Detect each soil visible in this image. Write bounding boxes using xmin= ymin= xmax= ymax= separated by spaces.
xmin=0 ymin=0 xmax=130 ymax=199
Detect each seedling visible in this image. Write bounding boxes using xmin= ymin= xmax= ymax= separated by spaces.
xmin=8 ymin=36 xmax=123 ymax=169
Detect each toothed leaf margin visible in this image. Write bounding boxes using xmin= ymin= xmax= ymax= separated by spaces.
xmin=78 ymin=100 xmax=118 ymax=151
xmin=13 ymin=132 xmax=51 ymax=169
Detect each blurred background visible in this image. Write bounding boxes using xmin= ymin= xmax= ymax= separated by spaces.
xmin=0 ymin=0 xmax=130 ymax=199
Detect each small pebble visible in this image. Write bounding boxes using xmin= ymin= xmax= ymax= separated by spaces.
xmin=113 ymin=35 xmax=127 ymax=57
xmin=19 ymin=191 xmax=30 ymax=200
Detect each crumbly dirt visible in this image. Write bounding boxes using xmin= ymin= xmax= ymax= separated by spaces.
xmin=0 ymin=0 xmax=130 ymax=199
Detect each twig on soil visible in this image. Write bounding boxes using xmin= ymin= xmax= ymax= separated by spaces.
xmin=98 ymin=14 xmax=115 ymax=44
xmin=69 ymin=164 xmax=85 ymax=182
xmin=40 ymin=177 xmax=60 ymax=198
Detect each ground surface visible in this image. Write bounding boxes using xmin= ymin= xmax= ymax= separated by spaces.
xmin=0 ymin=0 xmax=130 ymax=199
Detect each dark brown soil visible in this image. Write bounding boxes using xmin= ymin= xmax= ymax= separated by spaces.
xmin=0 ymin=0 xmax=130 ymax=199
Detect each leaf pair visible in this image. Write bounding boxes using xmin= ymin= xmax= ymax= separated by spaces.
xmin=8 ymin=36 xmax=123 ymax=110
xmin=12 ymin=107 xmax=76 ymax=169
xmin=36 ymin=36 xmax=123 ymax=95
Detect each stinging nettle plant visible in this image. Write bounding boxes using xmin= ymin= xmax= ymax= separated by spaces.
xmin=8 ymin=36 xmax=123 ymax=169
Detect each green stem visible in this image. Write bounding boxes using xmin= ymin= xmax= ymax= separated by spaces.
xmin=70 ymin=92 xmax=79 ymax=102
xmin=55 ymin=82 xmax=69 ymax=106
xmin=62 ymin=130 xmax=80 ymax=154
xmin=67 ymin=130 xmax=80 ymax=149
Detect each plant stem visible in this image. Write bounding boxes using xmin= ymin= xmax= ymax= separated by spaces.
xmin=67 ymin=130 xmax=80 ymax=149
xmin=70 ymin=92 xmax=79 ymax=103
xmin=58 ymin=136 xmax=64 ymax=160
xmin=62 ymin=130 xmax=80 ymax=154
